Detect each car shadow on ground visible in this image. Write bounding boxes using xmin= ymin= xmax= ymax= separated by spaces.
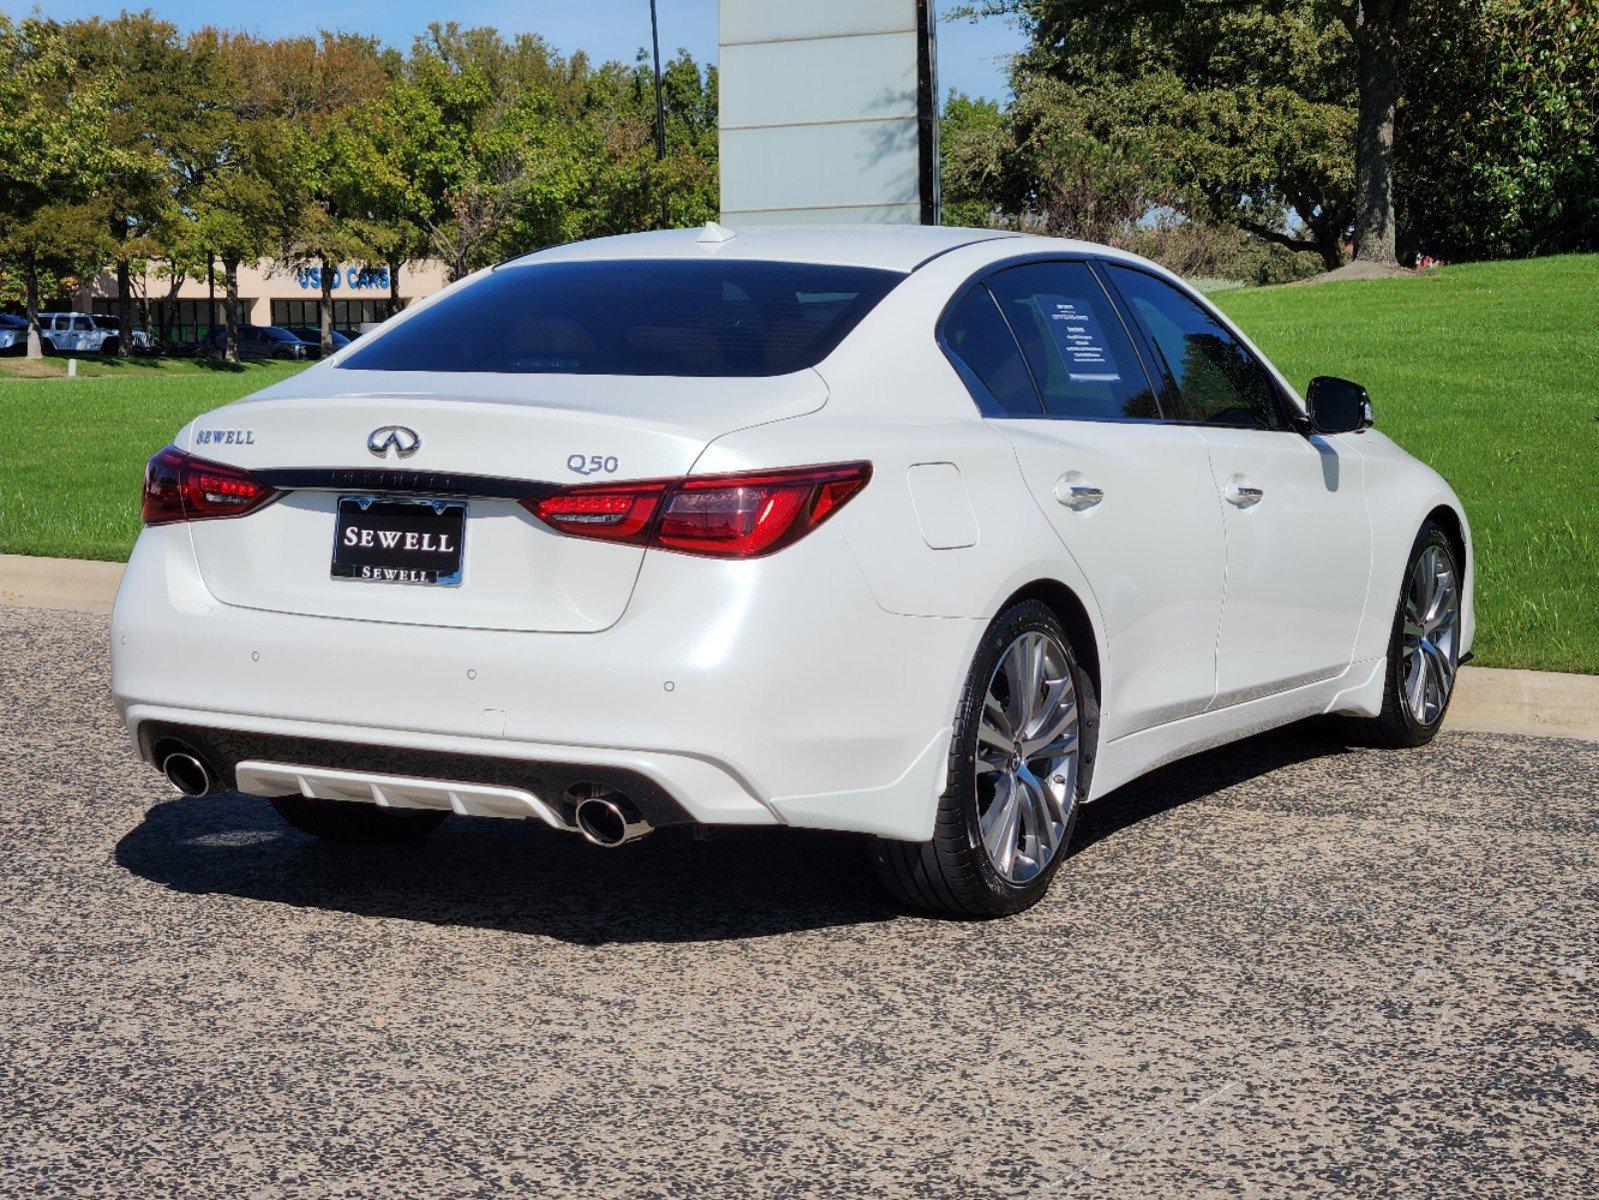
xmin=114 ymin=722 xmax=1354 ymax=945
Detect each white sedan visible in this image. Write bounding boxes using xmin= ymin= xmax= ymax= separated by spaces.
xmin=111 ymin=225 xmax=1472 ymax=916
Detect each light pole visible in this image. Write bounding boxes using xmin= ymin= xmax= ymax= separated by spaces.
xmin=649 ymin=0 xmax=667 ymax=163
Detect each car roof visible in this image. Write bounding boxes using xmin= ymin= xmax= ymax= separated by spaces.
xmin=507 ymin=224 xmax=1033 ymax=274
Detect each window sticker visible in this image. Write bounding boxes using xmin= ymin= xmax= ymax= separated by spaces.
xmin=1037 ymin=295 xmax=1122 ymax=382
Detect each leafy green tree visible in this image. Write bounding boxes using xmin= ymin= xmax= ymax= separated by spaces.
xmin=1399 ymin=0 xmax=1599 ymax=260
xmin=0 ymin=15 xmax=126 ymax=358
xmin=940 ymin=91 xmax=1012 ymax=227
xmin=967 ymin=0 xmax=1353 ymax=268
xmin=60 ymin=13 xmax=186 ymax=357
xmin=240 ymin=32 xmax=392 ymax=353
xmin=187 ymin=30 xmax=301 ymax=363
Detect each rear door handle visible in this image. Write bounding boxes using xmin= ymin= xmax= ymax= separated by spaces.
xmin=1223 ymin=476 xmax=1264 ymax=508
xmin=1054 ymin=476 xmax=1104 ymax=511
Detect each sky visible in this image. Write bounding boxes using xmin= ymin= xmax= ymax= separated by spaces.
xmin=1 ymin=0 xmax=1025 ymax=100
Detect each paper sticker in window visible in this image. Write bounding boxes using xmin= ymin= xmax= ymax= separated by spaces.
xmin=1038 ymin=295 xmax=1122 ymax=383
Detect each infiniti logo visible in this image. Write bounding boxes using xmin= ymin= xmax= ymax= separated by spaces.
xmin=367 ymin=425 xmax=421 ymax=459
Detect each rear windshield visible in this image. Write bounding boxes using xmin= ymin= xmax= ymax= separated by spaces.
xmin=338 ymin=259 xmax=904 ymax=377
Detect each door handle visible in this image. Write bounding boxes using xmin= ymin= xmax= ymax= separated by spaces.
xmin=1054 ymin=475 xmax=1104 ymax=511
xmin=1223 ymin=476 xmax=1264 ymax=508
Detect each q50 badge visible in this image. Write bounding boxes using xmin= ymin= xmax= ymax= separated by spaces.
xmin=567 ymin=454 xmax=619 ymax=476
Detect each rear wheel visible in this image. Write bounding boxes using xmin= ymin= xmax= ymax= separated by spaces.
xmin=268 ymin=795 xmax=448 ymax=844
xmin=870 ymin=600 xmax=1092 ymax=917
xmin=1345 ymin=521 xmax=1462 ymax=748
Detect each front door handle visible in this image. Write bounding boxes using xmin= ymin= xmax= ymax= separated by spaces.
xmin=1223 ymin=476 xmax=1264 ymax=508
xmin=1054 ymin=475 xmax=1104 ymax=511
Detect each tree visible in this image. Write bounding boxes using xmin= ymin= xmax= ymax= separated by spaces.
xmin=0 ymin=15 xmax=126 ymax=358
xmin=187 ymin=30 xmax=300 ymax=363
xmin=238 ymin=32 xmax=391 ymax=353
xmin=975 ymin=0 xmax=1354 ymax=269
xmin=1398 ymin=0 xmax=1599 ymax=260
xmin=60 ymin=13 xmax=184 ymax=357
xmin=1345 ymin=0 xmax=1409 ymax=265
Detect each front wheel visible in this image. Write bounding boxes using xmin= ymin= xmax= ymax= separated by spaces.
xmin=269 ymin=795 xmax=448 ymax=844
xmin=870 ymin=600 xmax=1093 ymax=917
xmin=1345 ymin=521 xmax=1463 ymax=748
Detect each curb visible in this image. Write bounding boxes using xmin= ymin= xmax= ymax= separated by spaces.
xmin=4 ymin=552 xmax=1598 ymax=744
xmin=1 ymin=553 xmax=124 ymax=615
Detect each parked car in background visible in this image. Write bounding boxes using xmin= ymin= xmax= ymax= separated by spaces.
xmin=0 ymin=313 xmax=26 ymax=354
xmin=285 ymin=327 xmax=353 ymax=357
xmin=197 ymin=325 xmax=314 ymax=361
xmin=37 ymin=311 xmax=155 ymax=356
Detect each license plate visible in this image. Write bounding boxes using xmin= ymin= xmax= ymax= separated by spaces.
xmin=332 ymin=495 xmax=466 ymax=586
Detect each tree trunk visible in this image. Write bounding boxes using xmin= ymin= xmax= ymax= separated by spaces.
xmin=116 ymin=258 xmax=133 ymax=359
xmin=23 ymin=257 xmax=43 ymax=361
xmin=206 ymin=251 xmax=217 ymax=350
xmin=1353 ymin=1 xmax=1404 ymax=267
xmin=320 ymin=256 xmax=334 ymax=356
xmin=224 ymin=258 xmax=241 ymax=364
xmin=159 ymin=266 xmax=184 ymax=350
xmin=389 ymin=256 xmax=403 ymax=313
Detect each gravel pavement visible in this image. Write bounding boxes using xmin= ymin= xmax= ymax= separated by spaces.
xmin=2 ymin=605 xmax=1596 ymax=1198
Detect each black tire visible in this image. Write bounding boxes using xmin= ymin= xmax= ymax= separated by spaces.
xmin=100 ymin=336 xmax=120 ymax=356
xmin=268 ymin=795 xmax=448 ymax=844
xmin=869 ymin=599 xmax=1096 ymax=918
xmin=1342 ymin=521 xmax=1461 ymax=748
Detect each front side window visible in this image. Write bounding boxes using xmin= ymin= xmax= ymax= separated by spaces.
xmin=339 ymin=259 xmax=904 ymax=377
xmin=941 ymin=285 xmax=1042 ymax=417
xmin=1105 ymin=264 xmax=1282 ymax=430
xmin=987 ymin=261 xmax=1160 ymax=421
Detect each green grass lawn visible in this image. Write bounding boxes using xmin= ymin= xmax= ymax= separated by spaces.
xmin=0 ymin=360 xmax=306 ymax=560
xmin=1 ymin=256 xmax=1595 ymax=672
xmin=1218 ymin=255 xmax=1599 ymax=674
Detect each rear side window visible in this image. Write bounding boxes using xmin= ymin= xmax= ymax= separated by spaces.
xmin=941 ymin=286 xmax=1042 ymax=417
xmin=1105 ymin=264 xmax=1282 ymax=430
xmin=339 ymin=259 xmax=904 ymax=377
xmin=987 ymin=262 xmax=1160 ymax=421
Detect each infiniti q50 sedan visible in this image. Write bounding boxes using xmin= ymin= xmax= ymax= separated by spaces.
xmin=110 ymin=225 xmax=1472 ymax=916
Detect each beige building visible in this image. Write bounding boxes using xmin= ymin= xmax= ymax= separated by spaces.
xmin=85 ymin=258 xmax=451 ymax=342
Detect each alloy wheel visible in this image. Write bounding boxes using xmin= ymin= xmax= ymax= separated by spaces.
xmin=1402 ymin=544 xmax=1460 ymax=725
xmin=974 ymin=630 xmax=1080 ymax=883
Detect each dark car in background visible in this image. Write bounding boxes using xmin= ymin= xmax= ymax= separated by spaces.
xmin=0 ymin=313 xmax=26 ymax=355
xmin=286 ymin=327 xmax=353 ymax=356
xmin=197 ymin=325 xmax=315 ymax=361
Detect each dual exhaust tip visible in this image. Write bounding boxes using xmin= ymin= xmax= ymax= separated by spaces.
xmin=159 ymin=749 xmax=653 ymax=847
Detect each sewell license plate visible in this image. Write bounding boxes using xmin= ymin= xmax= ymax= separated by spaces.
xmin=332 ymin=495 xmax=466 ymax=586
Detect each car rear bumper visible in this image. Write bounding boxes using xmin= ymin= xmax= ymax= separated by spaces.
xmin=111 ymin=523 xmax=977 ymax=841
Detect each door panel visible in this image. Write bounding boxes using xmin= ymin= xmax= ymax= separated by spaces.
xmin=1100 ymin=261 xmax=1372 ymax=704
xmin=1199 ymin=429 xmax=1370 ymax=703
xmin=1003 ymin=421 xmax=1227 ymax=740
xmin=946 ymin=261 xmax=1226 ymax=742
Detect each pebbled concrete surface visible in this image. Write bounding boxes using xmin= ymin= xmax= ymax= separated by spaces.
xmin=2 ymin=605 xmax=1596 ymax=1198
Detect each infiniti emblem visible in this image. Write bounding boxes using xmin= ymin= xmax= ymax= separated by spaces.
xmin=367 ymin=425 xmax=421 ymax=459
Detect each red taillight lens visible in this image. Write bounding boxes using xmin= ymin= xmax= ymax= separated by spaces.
xmin=141 ymin=445 xmax=277 ymax=526
xmin=531 ymin=480 xmax=667 ymax=545
xmin=525 ymin=461 xmax=871 ymax=559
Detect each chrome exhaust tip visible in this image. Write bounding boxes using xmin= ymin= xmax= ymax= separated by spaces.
xmin=573 ymin=794 xmax=652 ymax=848
xmin=162 ymin=751 xmax=215 ymax=797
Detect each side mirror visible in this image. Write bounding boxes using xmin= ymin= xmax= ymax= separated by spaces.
xmin=1305 ymin=376 xmax=1374 ymax=435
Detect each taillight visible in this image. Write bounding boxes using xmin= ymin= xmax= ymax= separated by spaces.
xmin=141 ymin=445 xmax=277 ymax=526
xmin=525 ymin=461 xmax=871 ymax=559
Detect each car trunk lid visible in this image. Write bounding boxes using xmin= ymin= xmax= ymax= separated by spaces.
xmin=180 ymin=371 xmax=825 ymax=632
